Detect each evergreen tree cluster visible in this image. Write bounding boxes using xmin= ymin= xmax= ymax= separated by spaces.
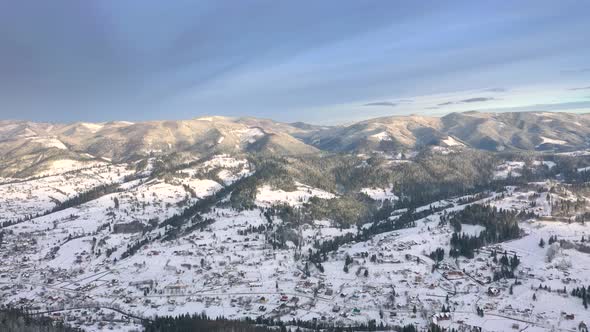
xmin=447 ymin=205 xmax=526 ymax=258
xmin=571 ymin=285 xmax=590 ymax=309
xmin=0 ymin=308 xmax=81 ymax=332
xmin=50 ymin=183 xmax=121 ymax=214
xmin=429 ymin=248 xmax=445 ymax=262
xmin=143 ymin=312 xmax=394 ymax=332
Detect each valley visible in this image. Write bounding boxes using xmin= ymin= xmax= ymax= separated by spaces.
xmin=1 ymin=112 xmax=590 ymax=332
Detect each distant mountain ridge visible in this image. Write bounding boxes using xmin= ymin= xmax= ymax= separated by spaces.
xmin=1 ymin=111 xmax=590 ymax=177
xmin=302 ymin=111 xmax=590 ymax=153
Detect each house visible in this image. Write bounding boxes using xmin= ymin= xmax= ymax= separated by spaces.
xmin=443 ymin=271 xmax=464 ymax=279
xmin=487 ymin=287 xmax=500 ymax=296
xmin=129 ymin=279 xmax=154 ymax=290
xmin=165 ymin=283 xmax=187 ymax=294
xmin=432 ymin=312 xmax=452 ymax=324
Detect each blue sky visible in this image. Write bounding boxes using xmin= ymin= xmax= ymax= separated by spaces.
xmin=0 ymin=1 xmax=589 ymax=124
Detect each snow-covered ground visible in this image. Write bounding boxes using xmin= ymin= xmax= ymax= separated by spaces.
xmin=370 ymin=131 xmax=392 ymax=141
xmin=360 ymin=185 xmax=398 ymax=202
xmin=1 ymin=157 xmax=590 ymax=332
xmin=538 ymin=136 xmax=568 ymax=146
xmin=255 ymin=182 xmax=335 ymax=207
xmin=0 ymin=162 xmax=133 ymax=221
xmin=37 ymin=159 xmax=109 ymax=177
xmin=493 ymin=161 xmax=525 ymax=180
xmin=442 ymin=136 xmax=464 ymax=147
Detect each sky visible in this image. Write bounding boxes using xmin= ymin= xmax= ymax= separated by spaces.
xmin=1 ymin=0 xmax=589 ymax=124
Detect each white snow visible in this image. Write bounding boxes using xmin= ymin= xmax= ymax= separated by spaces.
xmin=441 ymin=136 xmax=464 ymax=147
xmin=370 ymin=131 xmax=392 ymax=141
xmin=80 ymin=122 xmax=104 ymax=132
xmin=533 ymin=160 xmax=556 ymax=169
xmin=28 ymin=137 xmax=68 ymax=150
xmin=0 ymin=163 xmax=133 ymax=221
xmin=538 ymin=136 xmax=567 ymax=146
xmin=460 ymin=224 xmax=486 ymax=236
xmin=37 ymin=159 xmax=107 ymax=177
xmin=360 ymin=185 xmax=398 ymax=201
xmin=234 ymin=128 xmax=265 ymax=143
xmin=255 ymin=182 xmax=335 ymax=207
xmin=493 ymin=161 xmax=525 ymax=180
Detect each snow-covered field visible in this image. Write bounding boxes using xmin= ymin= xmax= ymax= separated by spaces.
xmin=360 ymin=185 xmax=398 ymax=202
xmin=493 ymin=161 xmax=525 ymax=180
xmin=255 ymin=182 xmax=335 ymax=207
xmin=0 ymin=163 xmax=133 ymax=221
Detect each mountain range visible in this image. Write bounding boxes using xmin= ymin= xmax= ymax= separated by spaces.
xmin=1 ymin=111 xmax=590 ymax=177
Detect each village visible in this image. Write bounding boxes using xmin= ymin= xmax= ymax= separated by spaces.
xmin=1 ymin=155 xmax=590 ymax=332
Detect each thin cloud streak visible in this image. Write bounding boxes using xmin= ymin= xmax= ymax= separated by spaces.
xmin=568 ymin=86 xmax=590 ymax=91
xmin=363 ymin=101 xmax=398 ymax=107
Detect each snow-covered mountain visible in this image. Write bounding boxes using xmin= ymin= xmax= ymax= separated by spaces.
xmin=301 ymin=111 xmax=590 ymax=153
xmin=3 ymin=111 xmax=590 ymax=177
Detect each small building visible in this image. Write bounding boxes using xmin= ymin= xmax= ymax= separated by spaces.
xmin=165 ymin=283 xmax=188 ymax=294
xmin=432 ymin=312 xmax=452 ymax=324
xmin=487 ymin=287 xmax=500 ymax=296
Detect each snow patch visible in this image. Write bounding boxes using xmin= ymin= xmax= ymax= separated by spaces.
xmin=441 ymin=136 xmax=464 ymax=147
xmin=493 ymin=161 xmax=525 ymax=180
xmin=255 ymin=182 xmax=335 ymax=207
xmin=80 ymin=122 xmax=104 ymax=132
xmin=370 ymin=131 xmax=392 ymax=141
xmin=234 ymin=128 xmax=265 ymax=143
xmin=37 ymin=159 xmax=107 ymax=177
xmin=360 ymin=185 xmax=398 ymax=201
xmin=533 ymin=160 xmax=556 ymax=169
xmin=538 ymin=136 xmax=567 ymax=146
xmin=28 ymin=137 xmax=68 ymax=150
xmin=460 ymin=224 xmax=486 ymax=236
